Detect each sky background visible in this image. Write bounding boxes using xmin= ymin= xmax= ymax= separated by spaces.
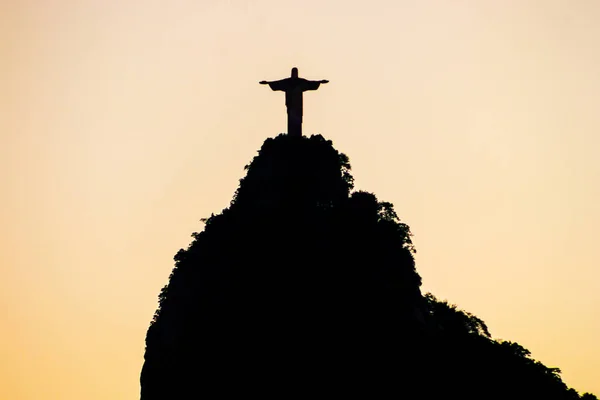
xmin=1 ymin=0 xmax=599 ymax=398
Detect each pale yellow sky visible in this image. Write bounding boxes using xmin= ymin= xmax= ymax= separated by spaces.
xmin=1 ymin=1 xmax=599 ymax=398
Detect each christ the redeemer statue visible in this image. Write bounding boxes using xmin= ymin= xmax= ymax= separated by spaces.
xmin=260 ymin=67 xmax=328 ymax=137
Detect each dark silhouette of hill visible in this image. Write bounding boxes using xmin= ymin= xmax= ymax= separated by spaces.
xmin=141 ymin=134 xmax=597 ymax=399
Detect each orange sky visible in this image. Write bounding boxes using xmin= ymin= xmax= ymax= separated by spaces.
xmin=1 ymin=1 xmax=599 ymax=398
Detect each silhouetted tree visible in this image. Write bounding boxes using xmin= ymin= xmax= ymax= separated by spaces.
xmin=582 ymin=393 xmax=599 ymax=400
xmin=424 ymin=293 xmax=490 ymax=337
xmin=141 ymin=133 xmax=595 ymax=399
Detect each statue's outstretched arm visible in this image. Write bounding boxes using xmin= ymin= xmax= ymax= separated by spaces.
xmin=259 ymin=79 xmax=288 ymax=91
xmin=302 ymin=79 xmax=329 ymax=91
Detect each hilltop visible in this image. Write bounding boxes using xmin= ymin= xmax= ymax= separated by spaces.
xmin=141 ymin=134 xmax=596 ymax=399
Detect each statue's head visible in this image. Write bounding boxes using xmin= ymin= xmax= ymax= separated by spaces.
xmin=291 ymin=67 xmax=298 ymax=78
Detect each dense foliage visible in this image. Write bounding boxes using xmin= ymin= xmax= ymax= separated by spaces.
xmin=141 ymin=134 xmax=596 ymax=399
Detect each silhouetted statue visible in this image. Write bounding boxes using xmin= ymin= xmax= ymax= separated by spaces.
xmin=260 ymin=67 xmax=328 ymax=137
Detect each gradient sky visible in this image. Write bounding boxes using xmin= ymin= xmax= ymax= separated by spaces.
xmin=2 ymin=1 xmax=599 ymax=398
